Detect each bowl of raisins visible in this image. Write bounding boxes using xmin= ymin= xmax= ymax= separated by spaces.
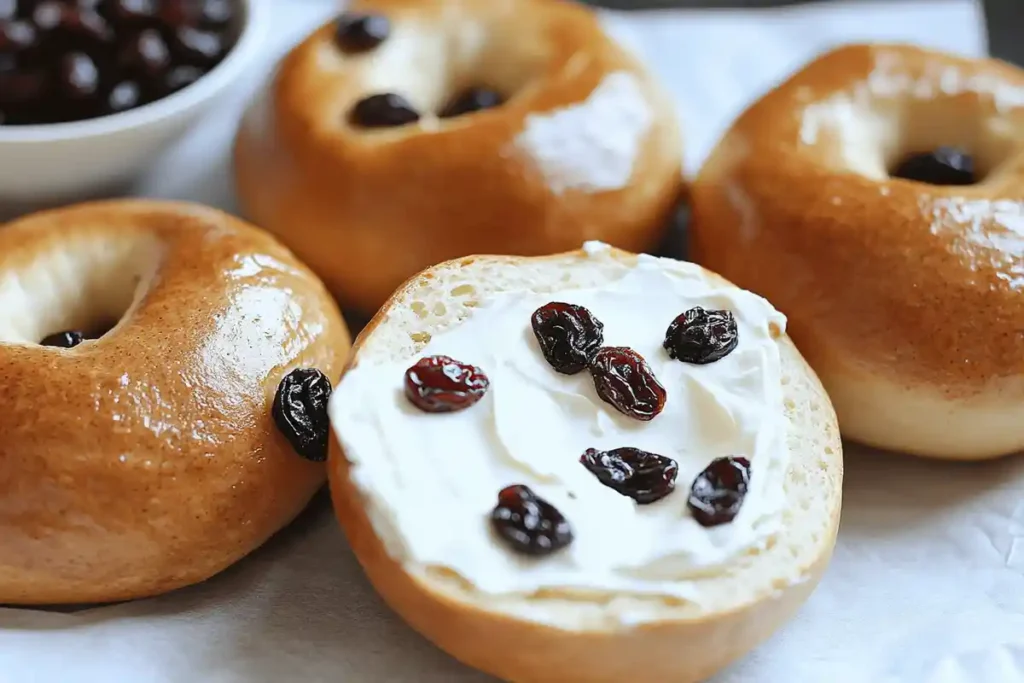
xmin=0 ymin=0 xmax=269 ymax=208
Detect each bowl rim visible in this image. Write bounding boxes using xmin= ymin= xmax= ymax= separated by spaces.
xmin=0 ymin=0 xmax=271 ymax=144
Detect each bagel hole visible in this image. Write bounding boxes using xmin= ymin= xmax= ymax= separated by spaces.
xmin=0 ymin=234 xmax=159 ymax=346
xmin=883 ymin=96 xmax=1019 ymax=184
xmin=346 ymin=15 xmax=545 ymax=126
xmin=801 ymin=87 xmax=1016 ymax=184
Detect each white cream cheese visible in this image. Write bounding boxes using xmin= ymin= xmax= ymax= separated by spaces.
xmin=330 ymin=244 xmax=790 ymax=603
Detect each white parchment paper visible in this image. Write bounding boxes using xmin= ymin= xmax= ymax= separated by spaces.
xmin=4 ymin=1 xmax=1018 ymax=682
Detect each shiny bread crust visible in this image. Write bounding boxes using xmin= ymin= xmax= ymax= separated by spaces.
xmin=691 ymin=44 xmax=1024 ymax=458
xmin=0 ymin=199 xmax=351 ymax=604
xmin=233 ymin=0 xmax=684 ymax=314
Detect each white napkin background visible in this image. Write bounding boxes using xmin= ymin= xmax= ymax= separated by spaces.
xmin=4 ymin=1 xmax=1022 ymax=682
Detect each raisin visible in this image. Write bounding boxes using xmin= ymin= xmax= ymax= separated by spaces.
xmin=892 ymin=147 xmax=975 ymax=186
xmin=162 ymin=64 xmax=203 ymax=94
xmin=334 ymin=12 xmax=390 ymax=52
xmin=0 ymin=19 xmax=37 ymax=51
xmin=106 ymin=80 xmax=141 ymax=112
xmin=119 ymin=29 xmax=170 ymax=77
xmin=439 ymin=87 xmax=503 ymax=118
xmin=531 ymin=302 xmax=604 ymax=375
xmin=580 ymin=447 xmax=678 ymax=504
xmin=349 ymin=92 xmax=420 ymax=128
xmin=490 ymin=485 xmax=573 ymax=556
xmin=58 ymin=51 xmax=100 ymax=98
xmin=589 ymin=347 xmax=666 ymax=421
xmin=404 ymin=355 xmax=489 ymax=413
xmin=664 ymin=306 xmax=739 ymax=365
xmin=688 ymin=456 xmax=751 ymax=527
xmin=103 ymin=0 xmax=158 ymax=24
xmin=272 ymin=368 xmax=333 ymax=462
xmin=40 ymin=330 xmax=85 ymax=348
xmin=171 ymin=26 xmax=224 ymax=66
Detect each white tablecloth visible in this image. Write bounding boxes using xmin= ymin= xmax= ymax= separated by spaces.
xmin=5 ymin=1 xmax=1018 ymax=682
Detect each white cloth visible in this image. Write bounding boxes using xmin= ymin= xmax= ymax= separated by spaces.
xmin=3 ymin=1 xmax=1011 ymax=682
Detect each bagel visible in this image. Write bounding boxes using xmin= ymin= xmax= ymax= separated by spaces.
xmin=233 ymin=0 xmax=683 ymax=314
xmin=691 ymin=43 xmax=1024 ymax=460
xmin=328 ymin=244 xmax=842 ymax=682
xmin=0 ymin=200 xmax=350 ymax=605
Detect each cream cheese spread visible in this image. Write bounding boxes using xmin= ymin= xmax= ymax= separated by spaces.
xmin=330 ymin=244 xmax=790 ymax=602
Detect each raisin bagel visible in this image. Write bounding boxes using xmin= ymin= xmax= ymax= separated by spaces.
xmin=691 ymin=44 xmax=1024 ymax=460
xmin=233 ymin=0 xmax=683 ymax=314
xmin=0 ymin=200 xmax=350 ymax=605
xmin=328 ymin=245 xmax=842 ymax=682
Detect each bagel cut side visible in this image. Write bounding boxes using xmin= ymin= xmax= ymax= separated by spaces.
xmin=691 ymin=43 xmax=1024 ymax=459
xmin=234 ymin=0 xmax=684 ymax=314
xmin=328 ymin=247 xmax=842 ymax=683
xmin=0 ymin=200 xmax=351 ymax=605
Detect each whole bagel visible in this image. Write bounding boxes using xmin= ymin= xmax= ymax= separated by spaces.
xmin=691 ymin=44 xmax=1024 ymax=460
xmin=0 ymin=200 xmax=350 ymax=605
xmin=233 ymin=0 xmax=683 ymax=314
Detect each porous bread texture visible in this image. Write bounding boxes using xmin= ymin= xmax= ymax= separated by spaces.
xmin=331 ymin=247 xmax=842 ymax=682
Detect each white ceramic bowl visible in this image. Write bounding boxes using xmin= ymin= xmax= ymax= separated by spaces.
xmin=0 ymin=0 xmax=270 ymax=209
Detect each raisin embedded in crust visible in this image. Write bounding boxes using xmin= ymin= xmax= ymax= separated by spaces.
xmin=439 ymin=87 xmax=503 ymax=118
xmin=891 ymin=147 xmax=975 ymax=186
xmin=40 ymin=330 xmax=86 ymax=348
xmin=273 ymin=368 xmax=333 ymax=462
xmin=349 ymin=93 xmax=420 ymax=128
xmin=334 ymin=12 xmax=390 ymax=53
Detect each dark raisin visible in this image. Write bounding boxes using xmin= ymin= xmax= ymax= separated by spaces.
xmin=439 ymin=87 xmax=503 ymax=118
xmin=33 ymin=4 xmax=113 ymax=43
xmin=892 ymin=147 xmax=975 ymax=186
xmin=272 ymin=368 xmax=333 ymax=462
xmin=162 ymin=64 xmax=203 ymax=93
xmin=334 ymin=12 xmax=389 ymax=52
xmin=589 ymin=347 xmax=666 ymax=421
xmin=158 ymin=0 xmax=203 ymax=27
xmin=119 ymin=29 xmax=170 ymax=76
xmin=172 ymin=26 xmax=223 ymax=66
xmin=58 ymin=52 xmax=100 ymax=98
xmin=197 ymin=0 xmax=232 ymax=26
xmin=404 ymin=355 xmax=489 ymax=413
xmin=349 ymin=92 xmax=419 ymax=128
xmin=0 ymin=68 xmax=47 ymax=104
xmin=102 ymin=0 xmax=158 ymax=24
xmin=0 ymin=19 xmax=36 ymax=50
xmin=40 ymin=330 xmax=86 ymax=348
xmin=490 ymin=485 xmax=573 ymax=556
xmin=156 ymin=0 xmax=233 ymax=29
xmin=580 ymin=447 xmax=678 ymax=504
xmin=531 ymin=302 xmax=604 ymax=375
xmin=664 ymin=306 xmax=739 ymax=365
xmin=106 ymin=79 xmax=140 ymax=112
xmin=688 ymin=456 xmax=751 ymax=527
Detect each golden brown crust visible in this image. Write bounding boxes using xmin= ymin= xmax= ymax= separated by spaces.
xmin=0 ymin=199 xmax=351 ymax=605
xmin=691 ymin=43 xmax=1024 ymax=391
xmin=233 ymin=0 xmax=684 ymax=314
xmin=328 ymin=246 xmax=842 ymax=682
